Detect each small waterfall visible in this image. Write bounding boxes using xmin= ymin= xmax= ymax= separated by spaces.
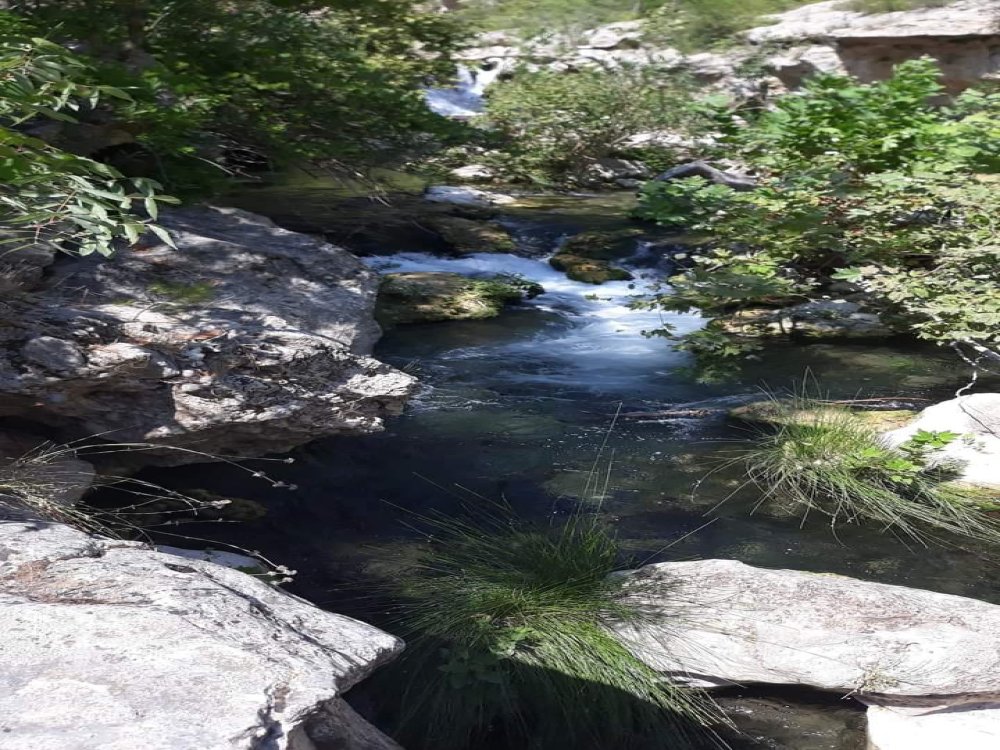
xmin=425 ymin=62 xmax=507 ymax=118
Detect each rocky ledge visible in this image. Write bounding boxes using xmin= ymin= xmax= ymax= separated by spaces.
xmin=613 ymin=559 xmax=1000 ymax=750
xmin=0 ymin=206 xmax=417 ymax=464
xmin=0 ymin=518 xmax=402 ymax=750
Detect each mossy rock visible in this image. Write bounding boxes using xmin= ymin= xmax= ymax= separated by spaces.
xmin=558 ymin=228 xmax=645 ymax=261
xmin=548 ymin=254 xmax=633 ymax=285
xmin=728 ymin=401 xmax=918 ymax=431
xmin=377 ymin=272 xmax=540 ymax=326
xmin=425 ymin=215 xmax=516 ymax=255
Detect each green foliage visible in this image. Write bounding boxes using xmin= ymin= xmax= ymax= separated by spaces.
xmin=0 ymin=29 xmax=176 ymax=257
xmin=741 ymin=58 xmax=945 ymax=174
xmin=482 ymin=65 xmax=709 ymax=186
xmin=456 ymin=0 xmax=663 ymax=35
xmin=738 ymin=402 xmax=1000 ymax=545
xmin=645 ymin=0 xmax=805 ymax=51
xmin=847 ymin=0 xmax=949 ymax=13
xmin=636 ymin=59 xmax=1000 ymax=380
xmin=10 ymin=1 xmax=462 ymax=192
xmin=380 ymin=510 xmax=726 ymax=750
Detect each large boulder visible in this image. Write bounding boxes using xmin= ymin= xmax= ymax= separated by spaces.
xmin=0 ymin=206 xmax=417 ymax=464
xmin=613 ymin=559 xmax=1000 ymax=697
xmin=865 ymin=700 xmax=1000 ymax=750
xmin=0 ymin=519 xmax=402 ymax=750
xmin=745 ymin=0 xmax=1000 ymax=94
xmin=884 ymin=393 xmax=1000 ymax=489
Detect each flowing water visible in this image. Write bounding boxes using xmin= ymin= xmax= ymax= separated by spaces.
xmin=150 ymin=191 xmax=999 ymax=747
xmin=166 ymin=192 xmax=999 ymax=605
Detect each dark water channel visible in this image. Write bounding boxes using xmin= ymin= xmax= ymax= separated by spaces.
xmin=143 ymin=191 xmax=999 ymax=749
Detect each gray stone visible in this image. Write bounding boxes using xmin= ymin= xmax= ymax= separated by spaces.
xmin=21 ymin=336 xmax=86 ymax=373
xmin=865 ymin=700 xmax=1000 ymax=750
xmin=883 ymin=394 xmax=1000 ymax=489
xmin=0 ymin=206 xmax=417 ymax=465
xmin=613 ymin=559 xmax=1000 ymax=697
xmin=424 ymin=185 xmax=517 ymax=207
xmin=0 ymin=519 xmax=402 ymax=750
xmin=0 ymin=431 xmax=95 ymax=507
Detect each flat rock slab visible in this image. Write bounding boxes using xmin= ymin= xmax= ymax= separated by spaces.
xmin=613 ymin=559 xmax=1000 ymax=698
xmin=884 ymin=393 xmax=1000 ymax=489
xmin=865 ymin=701 xmax=1000 ymax=750
xmin=0 ymin=520 xmax=402 ymax=750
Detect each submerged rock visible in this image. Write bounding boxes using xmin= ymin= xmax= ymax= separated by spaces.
xmin=0 ymin=519 xmax=402 ymax=750
xmin=424 ymin=214 xmax=516 ymax=255
xmin=548 ymin=254 xmax=633 ymax=284
xmin=728 ymin=400 xmax=918 ymax=432
xmin=0 ymin=206 xmax=417 ymax=465
xmin=376 ymin=271 xmax=541 ymax=326
xmin=718 ymin=300 xmax=894 ymax=340
xmin=884 ymin=393 xmax=1000 ymax=489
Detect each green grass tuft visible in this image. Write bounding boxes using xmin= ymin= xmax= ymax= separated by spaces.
xmin=737 ymin=400 xmax=1000 ymax=547
xmin=846 ymin=0 xmax=949 ymax=14
xmin=379 ymin=511 xmax=727 ymax=750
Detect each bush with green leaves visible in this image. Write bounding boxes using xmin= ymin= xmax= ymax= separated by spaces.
xmin=379 ymin=510 xmax=726 ymax=750
xmin=737 ymin=402 xmax=1000 ymax=545
xmin=8 ymin=2 xmax=463 ymax=192
xmin=0 ymin=31 xmax=176 ymax=257
xmin=635 ymin=59 xmax=1000 ymax=380
xmin=482 ymin=65 xmax=710 ymax=186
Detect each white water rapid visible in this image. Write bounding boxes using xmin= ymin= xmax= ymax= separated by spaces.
xmin=365 ymin=249 xmax=705 ymax=396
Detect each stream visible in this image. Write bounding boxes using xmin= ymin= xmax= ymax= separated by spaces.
xmin=151 ymin=190 xmax=999 ymax=749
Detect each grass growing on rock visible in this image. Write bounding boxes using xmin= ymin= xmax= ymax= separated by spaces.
xmin=737 ymin=402 xmax=1000 ymax=546
xmin=379 ymin=510 xmax=727 ymax=750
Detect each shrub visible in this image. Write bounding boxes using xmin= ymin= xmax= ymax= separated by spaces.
xmin=737 ymin=402 xmax=1000 ymax=546
xmin=482 ymin=65 xmax=709 ymax=186
xmin=379 ymin=510 xmax=727 ymax=750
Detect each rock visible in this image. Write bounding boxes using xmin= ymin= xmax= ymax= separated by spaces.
xmin=864 ymin=700 xmax=1000 ymax=750
xmin=558 ymin=229 xmax=645 ymax=261
xmin=883 ymin=394 xmax=1000 ymax=489
xmin=21 ymin=336 xmax=86 ymax=373
xmin=613 ymin=559 xmax=1000 ymax=698
xmin=745 ymin=0 xmax=1000 ymax=94
xmin=584 ymin=157 xmax=650 ymax=185
xmin=0 ymin=238 xmax=56 ymax=294
xmin=424 ymin=185 xmax=517 ymax=208
xmin=424 ymin=215 xmax=516 ymax=255
xmin=579 ymin=20 xmax=645 ymax=50
xmin=376 ymin=271 xmax=540 ymax=326
xmin=0 ymin=206 xmax=417 ymax=465
xmin=448 ymin=164 xmax=496 ymax=182
xmin=655 ymin=160 xmax=757 ymax=191
xmin=0 ymin=519 xmax=402 ymax=750
xmin=157 ymin=545 xmax=266 ymax=573
xmin=765 ymin=44 xmax=848 ymax=88
xmin=548 ymin=254 xmax=633 ymax=285
xmin=717 ymin=300 xmax=894 ymax=340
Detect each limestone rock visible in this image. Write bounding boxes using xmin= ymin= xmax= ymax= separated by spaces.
xmin=865 ymin=700 xmax=1000 ymax=750
xmin=655 ymin=160 xmax=756 ymax=191
xmin=0 ymin=206 xmax=417 ymax=465
xmin=0 ymin=519 xmax=402 ymax=750
xmin=884 ymin=394 xmax=1000 ymax=488
xmin=613 ymin=559 xmax=1000 ymax=697
xmin=448 ymin=164 xmax=497 ymax=182
xmin=424 ymin=185 xmax=517 ymax=208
